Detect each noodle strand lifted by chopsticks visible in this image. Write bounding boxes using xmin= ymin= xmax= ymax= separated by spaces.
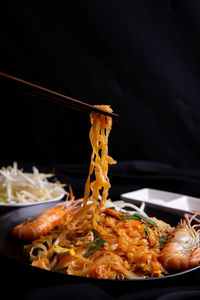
xmin=75 ymin=105 xmax=116 ymax=222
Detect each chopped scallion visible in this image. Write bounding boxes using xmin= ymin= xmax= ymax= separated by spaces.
xmin=83 ymin=236 xmax=103 ymax=248
xmin=51 ymin=238 xmax=57 ymax=244
xmin=32 ymin=247 xmax=44 ymax=255
xmin=84 ymin=239 xmax=105 ymax=258
xmin=54 ymin=266 xmax=68 ymax=272
xmin=92 ymin=228 xmax=101 ymax=238
xmin=144 ymin=224 xmax=150 ymax=238
xmin=119 ymin=215 xmax=136 ymax=219
xmin=109 ymin=206 xmax=116 ymax=211
xmin=159 ymin=236 xmax=167 ymax=243
xmin=144 ymin=224 xmax=152 ymax=246
xmin=43 ymin=241 xmax=49 ymax=249
xmin=121 ymin=213 xmax=156 ymax=226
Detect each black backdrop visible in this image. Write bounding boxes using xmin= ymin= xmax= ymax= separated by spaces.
xmin=2 ymin=0 xmax=200 ymax=169
xmin=2 ymin=2 xmax=200 ymax=299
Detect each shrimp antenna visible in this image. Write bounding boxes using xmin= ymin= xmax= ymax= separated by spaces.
xmin=184 ymin=214 xmax=191 ymax=228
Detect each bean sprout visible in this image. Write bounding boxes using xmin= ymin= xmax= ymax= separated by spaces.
xmin=0 ymin=162 xmax=66 ymax=204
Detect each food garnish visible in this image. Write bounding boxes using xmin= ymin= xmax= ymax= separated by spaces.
xmin=121 ymin=213 xmax=157 ymax=227
xmin=84 ymin=239 xmax=106 ymax=258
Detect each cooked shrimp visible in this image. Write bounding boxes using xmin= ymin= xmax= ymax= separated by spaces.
xmin=159 ymin=214 xmax=200 ymax=271
xmin=12 ymin=199 xmax=83 ymax=241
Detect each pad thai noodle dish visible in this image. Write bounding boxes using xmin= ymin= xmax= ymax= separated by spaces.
xmin=12 ymin=105 xmax=200 ymax=279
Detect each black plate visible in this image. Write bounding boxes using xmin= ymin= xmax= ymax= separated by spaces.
xmin=0 ymin=201 xmax=200 ymax=285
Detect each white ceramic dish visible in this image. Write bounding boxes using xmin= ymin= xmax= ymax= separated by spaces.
xmin=0 ymin=192 xmax=66 ymax=213
xmin=121 ymin=188 xmax=200 ymax=215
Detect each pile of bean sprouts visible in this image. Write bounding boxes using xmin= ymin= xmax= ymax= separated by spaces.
xmin=0 ymin=162 xmax=66 ymax=204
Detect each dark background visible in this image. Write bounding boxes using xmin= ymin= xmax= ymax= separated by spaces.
xmin=2 ymin=0 xmax=200 ymax=169
xmin=1 ymin=2 xmax=200 ymax=299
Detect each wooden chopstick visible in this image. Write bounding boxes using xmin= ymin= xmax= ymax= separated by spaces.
xmin=0 ymin=72 xmax=119 ymax=121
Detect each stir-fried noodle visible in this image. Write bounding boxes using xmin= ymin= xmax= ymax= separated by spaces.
xmin=18 ymin=105 xmax=199 ymax=279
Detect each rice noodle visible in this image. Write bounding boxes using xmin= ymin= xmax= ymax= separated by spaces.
xmin=25 ymin=106 xmax=174 ymax=279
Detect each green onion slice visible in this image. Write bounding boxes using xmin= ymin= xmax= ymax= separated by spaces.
xmin=54 ymin=266 xmax=68 ymax=272
xmin=50 ymin=231 xmax=62 ymax=235
xmin=144 ymin=224 xmax=150 ymax=239
xmin=51 ymin=238 xmax=57 ymax=244
xmin=159 ymin=236 xmax=167 ymax=243
xmin=120 ymin=213 xmax=156 ymax=226
xmin=108 ymin=206 xmax=116 ymax=211
xmin=92 ymin=229 xmax=101 ymax=238
xmin=83 ymin=236 xmax=103 ymax=248
xmin=84 ymin=239 xmax=106 ymax=258
xmin=32 ymin=247 xmax=44 ymax=255
xmin=43 ymin=241 xmax=49 ymax=249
